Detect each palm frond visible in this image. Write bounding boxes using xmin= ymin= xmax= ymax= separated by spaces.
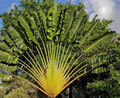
xmin=0 ymin=63 xmax=17 ymax=87
xmin=18 ymin=16 xmax=38 ymax=44
xmin=0 ymin=50 xmax=18 ymax=64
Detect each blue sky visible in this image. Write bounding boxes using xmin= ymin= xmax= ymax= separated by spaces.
xmin=0 ymin=0 xmax=20 ymax=14
xmin=0 ymin=0 xmax=120 ymax=33
xmin=0 ymin=0 xmax=20 ymax=28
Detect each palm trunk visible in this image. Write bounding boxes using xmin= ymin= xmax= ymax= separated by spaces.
xmin=69 ymin=85 xmax=72 ymax=98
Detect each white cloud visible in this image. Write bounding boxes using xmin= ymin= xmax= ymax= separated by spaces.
xmin=71 ymin=0 xmax=77 ymax=4
xmin=10 ymin=3 xmax=17 ymax=9
xmin=81 ymin=0 xmax=120 ymax=33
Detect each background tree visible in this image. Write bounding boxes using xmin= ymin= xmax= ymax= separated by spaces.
xmin=0 ymin=78 xmax=37 ymax=98
xmin=86 ymin=35 xmax=120 ymax=98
